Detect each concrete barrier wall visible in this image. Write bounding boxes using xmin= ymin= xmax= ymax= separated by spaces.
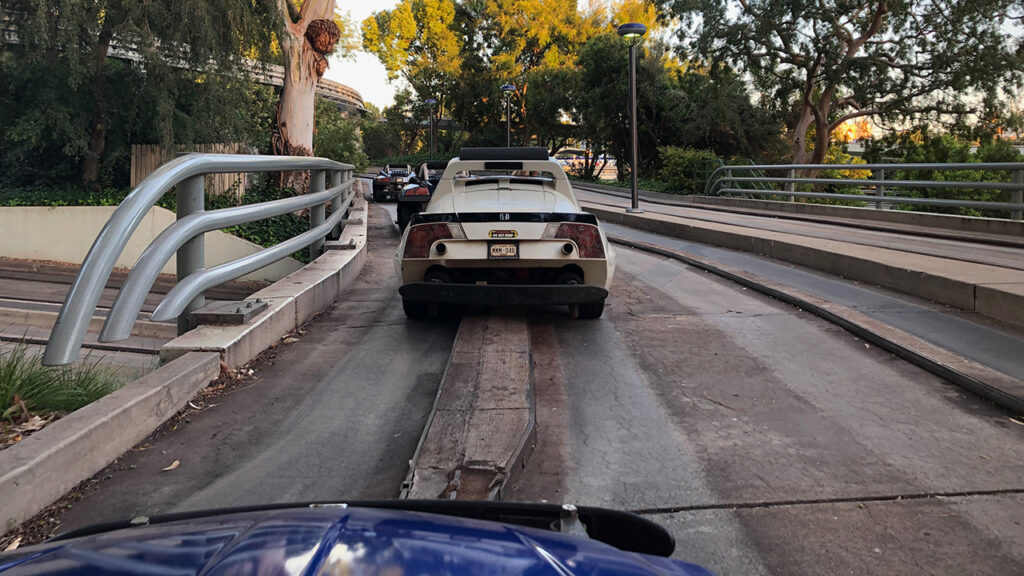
xmin=0 ymin=206 xmax=302 ymax=282
xmin=588 ymin=204 xmax=1024 ymax=329
xmin=573 ymin=180 xmax=1024 ymax=237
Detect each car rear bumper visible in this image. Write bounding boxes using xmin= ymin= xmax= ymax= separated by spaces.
xmin=398 ymin=282 xmax=608 ymax=305
xmin=397 ymin=195 xmax=430 ymax=206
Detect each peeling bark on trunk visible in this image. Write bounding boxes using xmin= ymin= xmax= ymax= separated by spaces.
xmin=274 ymin=0 xmax=338 ymax=192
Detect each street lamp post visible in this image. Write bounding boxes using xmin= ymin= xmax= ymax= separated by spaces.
xmin=424 ymin=98 xmax=437 ymax=160
xmin=500 ymin=84 xmax=516 ymax=147
xmin=617 ymin=22 xmax=647 ymax=213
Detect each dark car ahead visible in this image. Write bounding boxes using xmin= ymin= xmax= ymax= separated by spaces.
xmin=397 ymin=161 xmax=448 ymax=231
xmin=0 ymin=501 xmax=715 ymax=575
xmin=372 ymin=164 xmax=413 ymax=202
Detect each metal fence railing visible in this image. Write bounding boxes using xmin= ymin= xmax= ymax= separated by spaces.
xmin=42 ymin=153 xmax=356 ymax=366
xmin=703 ymin=163 xmax=1024 ymax=220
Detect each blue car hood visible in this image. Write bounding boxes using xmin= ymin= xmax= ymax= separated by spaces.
xmin=0 ymin=506 xmax=714 ymax=575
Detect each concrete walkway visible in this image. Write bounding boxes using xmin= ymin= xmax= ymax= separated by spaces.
xmin=581 ymin=194 xmax=1024 ymax=330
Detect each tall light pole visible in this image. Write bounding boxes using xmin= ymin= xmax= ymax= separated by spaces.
xmin=424 ymin=98 xmax=437 ymax=160
xmin=617 ymin=22 xmax=647 ymax=213
xmin=500 ymin=84 xmax=516 ymax=147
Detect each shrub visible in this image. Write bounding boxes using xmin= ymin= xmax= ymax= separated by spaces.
xmin=1 ymin=343 xmax=124 ymax=420
xmin=656 ymin=147 xmax=720 ymax=194
xmin=314 ymin=97 xmax=369 ymax=172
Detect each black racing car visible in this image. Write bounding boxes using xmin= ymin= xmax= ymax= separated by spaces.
xmin=372 ymin=164 xmax=413 ymax=202
xmin=396 ymin=161 xmax=447 ymax=231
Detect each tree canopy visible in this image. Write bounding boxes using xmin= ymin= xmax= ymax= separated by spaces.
xmin=661 ymin=0 xmax=1024 ymax=163
xmin=360 ymin=0 xmax=782 ymax=173
xmin=1 ymin=0 xmax=281 ymax=184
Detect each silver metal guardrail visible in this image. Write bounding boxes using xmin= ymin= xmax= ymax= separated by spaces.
xmin=703 ymin=163 xmax=1024 ymax=220
xmin=42 ymin=153 xmax=356 ymax=366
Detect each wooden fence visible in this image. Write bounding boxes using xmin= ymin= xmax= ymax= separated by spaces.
xmin=130 ymin=143 xmax=256 ymax=198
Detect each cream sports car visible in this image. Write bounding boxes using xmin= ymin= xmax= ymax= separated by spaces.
xmin=394 ymin=147 xmax=616 ymax=319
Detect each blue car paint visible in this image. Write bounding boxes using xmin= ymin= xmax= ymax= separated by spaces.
xmin=0 ymin=507 xmax=715 ymax=575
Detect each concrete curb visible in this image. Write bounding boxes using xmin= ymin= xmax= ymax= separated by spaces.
xmin=610 ymin=235 xmax=1024 ymax=416
xmin=589 ymin=204 xmax=1024 ymax=330
xmin=401 ymin=316 xmax=536 ymax=500
xmin=160 ymin=194 xmax=369 ymax=368
xmin=0 ymin=351 xmax=220 ymax=532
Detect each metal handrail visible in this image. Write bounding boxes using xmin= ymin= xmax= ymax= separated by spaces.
xmin=714 ymin=188 xmax=1024 ymax=211
xmin=720 ymin=176 xmax=1023 ymax=191
xmin=150 ymin=199 xmax=351 ymax=321
xmin=43 ymin=153 xmax=355 ymax=366
xmin=702 ymin=162 xmax=1024 ymax=219
xmin=99 ymin=180 xmax=354 ymax=342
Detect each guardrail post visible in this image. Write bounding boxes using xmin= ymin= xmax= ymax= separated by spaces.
xmin=176 ymin=175 xmax=205 ymax=335
xmin=1013 ymin=169 xmax=1023 ymax=220
xmin=875 ymin=168 xmax=886 ymax=210
xmin=310 ymin=169 xmax=326 ymax=259
xmin=329 ymin=170 xmax=343 ymax=239
xmin=785 ymin=169 xmax=795 ymax=201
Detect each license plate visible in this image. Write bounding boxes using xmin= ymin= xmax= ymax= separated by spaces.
xmin=488 ymin=241 xmax=519 ymax=260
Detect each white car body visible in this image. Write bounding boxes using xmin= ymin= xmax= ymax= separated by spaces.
xmin=394 ymin=148 xmax=616 ymax=318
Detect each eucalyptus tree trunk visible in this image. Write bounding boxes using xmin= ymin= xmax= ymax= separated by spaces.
xmin=273 ymin=0 xmax=339 ymax=190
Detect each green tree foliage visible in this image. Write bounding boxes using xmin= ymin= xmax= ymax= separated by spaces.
xmin=575 ymin=32 xmax=781 ymax=179
xmin=1 ymin=0 xmax=280 ymax=186
xmin=359 ymin=0 xmax=784 ymax=174
xmin=362 ymin=0 xmax=461 ymax=119
xmin=656 ymin=147 xmax=719 ymax=192
xmin=663 ymin=0 xmax=1024 ymax=164
xmin=313 ymin=97 xmax=368 ymax=170
xmin=863 ymin=126 xmax=1022 ymax=216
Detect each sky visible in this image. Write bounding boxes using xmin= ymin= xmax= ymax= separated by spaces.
xmin=323 ymin=0 xmax=402 ymax=110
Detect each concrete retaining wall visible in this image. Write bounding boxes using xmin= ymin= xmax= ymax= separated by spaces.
xmin=0 ymin=206 xmax=302 ymax=282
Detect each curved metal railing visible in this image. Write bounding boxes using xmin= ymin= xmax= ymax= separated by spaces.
xmin=43 ymin=154 xmax=355 ymax=365
xmin=702 ymin=162 xmax=1024 ymax=217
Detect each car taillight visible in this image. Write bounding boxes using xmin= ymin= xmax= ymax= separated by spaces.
xmin=406 ymin=186 xmax=430 ymax=196
xmin=404 ymin=223 xmax=463 ymax=258
xmin=376 ymin=175 xmax=387 ymax=181
xmin=547 ymin=223 xmax=605 ymax=258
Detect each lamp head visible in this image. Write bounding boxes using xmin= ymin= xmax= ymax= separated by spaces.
xmin=616 ymin=22 xmax=647 ymax=40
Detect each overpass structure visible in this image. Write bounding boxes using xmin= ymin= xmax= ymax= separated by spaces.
xmin=1 ymin=26 xmax=365 ymax=114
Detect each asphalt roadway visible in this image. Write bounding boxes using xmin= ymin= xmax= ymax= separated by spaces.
xmin=508 ymin=245 xmax=1024 ymax=574
xmin=49 ymin=193 xmax=1024 ymax=574
xmin=55 ymin=196 xmax=458 ymax=527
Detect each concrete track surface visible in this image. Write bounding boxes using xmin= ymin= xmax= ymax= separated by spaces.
xmin=55 ymin=199 xmax=458 ymax=528
xmin=41 ymin=191 xmax=1024 ymax=575
xmin=509 ymin=245 xmax=1024 ymax=574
